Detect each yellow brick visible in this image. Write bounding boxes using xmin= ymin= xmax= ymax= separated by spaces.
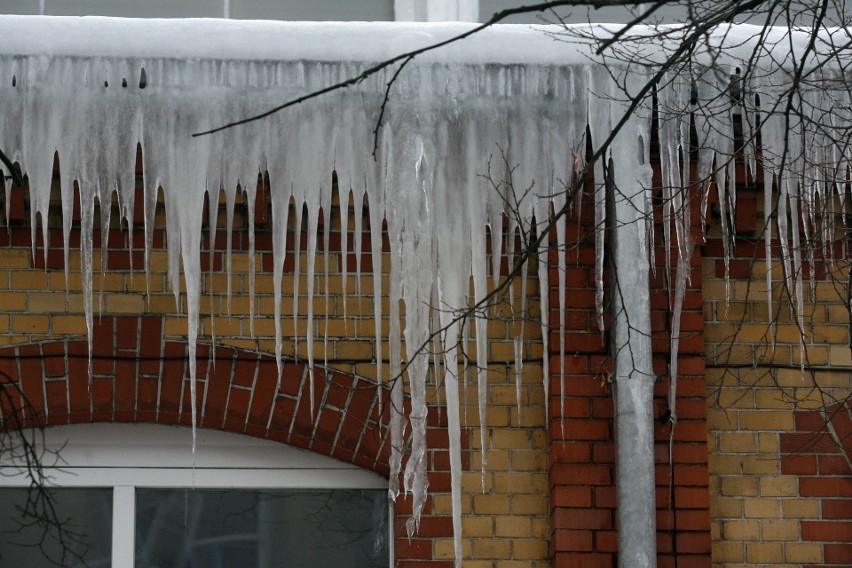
xmin=51 ymin=270 xmax=82 ymax=291
xmin=709 ymin=454 xmax=743 ymax=475
xmin=785 ymin=542 xmax=823 ymax=563
xmin=474 ymin=495 xmax=511 ymax=515
xmin=26 ymin=292 xmax=69 ymax=313
xmin=0 ymin=292 xmax=28 ymax=311
xmin=759 ymin=476 xmax=797 ymax=497
xmin=738 ymin=411 xmax=795 ymax=431
xmin=0 ymin=315 xmax=8 ymax=333
xmin=510 ymin=450 xmax=547 ymax=471
xmin=829 ymin=345 xmax=852 ymax=366
xmin=712 ymin=542 xmax=745 ymax=563
xmin=812 ymin=370 xmax=851 ymax=388
xmin=145 ymin=295 xmax=178 ymax=313
xmin=781 ymin=499 xmax=820 ymax=519
xmin=495 ymin=516 xmax=531 ymax=537
xmin=792 ymin=345 xmax=828 ymax=366
xmin=163 ymin=317 xmax=188 ymax=336
xmin=473 ymin=538 xmax=511 ymax=559
xmin=433 ymin=494 xmax=470 ymax=515
xmin=461 ymin=473 xmax=493 ymax=494
xmin=531 ymin=518 xmax=548 ymax=538
xmin=512 ymin=495 xmax=547 ymax=515
xmin=714 ymin=389 xmax=756 ymax=409
xmin=105 ymin=294 xmax=144 ymax=313
xmin=754 ymin=389 xmax=794 ymax=410
xmin=462 ymin=516 xmax=493 ymax=537
xmin=742 ymin=455 xmax=779 ymax=474
xmin=711 ymin=520 xmax=722 ymax=540
xmin=708 ymin=411 xmax=739 ymax=431
xmin=494 ymin=472 xmax=534 ymax=494
xmin=746 ymin=543 xmax=783 ymax=563
xmin=510 ymin=539 xmax=548 ymax=560
xmin=761 ymin=519 xmax=798 ymax=541
xmin=0 ymin=250 xmax=31 ymax=268
xmin=811 ymin=324 xmax=849 ymax=344
xmin=96 ymin=273 xmax=127 ymax=292
xmin=11 ymin=271 xmax=49 ymax=290
xmin=434 ymin=537 xmax=470 ymax=559
xmin=485 ymin=407 xmax=511 ymax=428
xmin=721 ymin=477 xmax=757 ymax=497
xmin=710 ymin=497 xmax=743 ymax=519
xmin=776 ymin=368 xmax=813 ymax=388
xmin=723 ymin=520 xmax=760 ymax=541
xmin=473 ymin=450 xmax=510 ymax=471
xmin=718 ymin=432 xmax=756 ymax=453
xmin=12 ymin=315 xmax=49 ymax=334
xmin=743 ymin=498 xmax=780 ymax=518
xmin=491 ymin=430 xmax=529 ymax=449
xmin=52 ymin=315 xmax=88 ymax=335
xmin=758 ymin=433 xmax=779 ymax=453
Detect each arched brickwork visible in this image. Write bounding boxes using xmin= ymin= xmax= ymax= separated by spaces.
xmin=0 ymin=315 xmax=472 ymax=566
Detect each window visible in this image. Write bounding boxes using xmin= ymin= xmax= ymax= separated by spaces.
xmin=0 ymin=424 xmax=390 ymax=568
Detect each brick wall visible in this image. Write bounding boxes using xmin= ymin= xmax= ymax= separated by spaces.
xmin=547 ymin=175 xmax=712 ymax=567
xmin=704 ymin=188 xmax=852 ymax=567
xmin=0 ymin=169 xmax=549 ymax=567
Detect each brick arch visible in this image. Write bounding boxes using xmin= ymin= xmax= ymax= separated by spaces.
xmin=0 ymin=315 xmax=391 ymax=476
xmin=0 ymin=315 xmax=472 ymax=565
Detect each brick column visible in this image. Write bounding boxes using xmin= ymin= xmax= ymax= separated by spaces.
xmin=548 ymin=189 xmax=711 ymax=567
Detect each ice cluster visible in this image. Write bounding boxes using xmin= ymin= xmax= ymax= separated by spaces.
xmin=1 ymin=16 xmax=849 ymax=566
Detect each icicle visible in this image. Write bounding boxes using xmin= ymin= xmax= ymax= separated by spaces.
xmin=270 ymin=189 xmax=291 ymax=381
xmin=322 ymin=176 xmax=332 ymax=368
xmin=339 ymin=184 xmax=350 ymax=329
xmin=5 ymin=21 xmax=851 ymax=568
xmin=304 ymin=193 xmax=321 ymax=416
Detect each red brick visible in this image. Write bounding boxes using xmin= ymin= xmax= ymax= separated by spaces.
xmin=822 ymin=500 xmax=852 ymax=520
xmin=673 ymin=465 xmax=709 ymax=486
xmin=115 ymin=317 xmax=138 ymax=350
xmin=674 ymin=487 xmax=709 ymax=509
xmin=825 ymin=543 xmax=852 ymax=564
xmin=796 ymin=410 xmax=826 ymax=431
xmin=781 ymin=432 xmax=840 ymax=454
xmin=594 ymin=486 xmax=616 ymax=509
xmin=395 ymin=538 xmax=432 ymax=560
xmin=801 ymin=477 xmax=852 ymax=497
xmin=553 ymin=486 xmax=592 ymax=508
xmin=802 ymin=521 xmax=852 ymax=542
xmin=781 ymin=454 xmax=818 ymax=475
xmin=552 ymin=508 xmax=612 ymax=530
xmin=551 ymin=419 xmax=610 ymax=441
xmin=676 ymin=532 xmax=711 ymax=554
xmin=552 ymin=552 xmax=612 ymax=568
xmin=41 ymin=343 xmax=67 ymax=378
xmin=595 ymin=530 xmax=618 ymax=552
xmin=550 ymin=442 xmax=591 ymax=464
xmin=820 ymin=455 xmax=852 ymax=476
xmin=553 ymin=529 xmax=593 ymax=551
xmin=552 ymin=464 xmax=611 ymax=486
xmin=675 ymin=510 xmax=711 ymax=531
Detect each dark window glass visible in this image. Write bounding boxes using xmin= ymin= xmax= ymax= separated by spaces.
xmin=0 ymin=487 xmax=113 ymax=568
xmin=135 ymin=489 xmax=389 ymax=568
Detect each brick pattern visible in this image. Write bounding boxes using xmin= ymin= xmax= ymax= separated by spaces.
xmin=0 ymin=331 xmax=476 ymax=564
xmin=780 ymin=403 xmax=852 ymax=566
xmin=705 ymin=185 xmax=852 ymax=566
xmin=0 ymin=175 xmax=550 ymax=566
xmin=547 ymin=179 xmax=711 ymax=567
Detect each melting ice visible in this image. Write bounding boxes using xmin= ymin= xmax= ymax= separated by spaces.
xmin=1 ymin=16 xmax=850 ymax=567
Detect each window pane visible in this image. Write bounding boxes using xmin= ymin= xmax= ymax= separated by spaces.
xmin=0 ymin=487 xmax=112 ymax=568
xmin=135 ymin=489 xmax=389 ymax=568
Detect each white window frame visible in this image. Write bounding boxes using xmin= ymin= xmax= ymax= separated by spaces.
xmin=0 ymin=423 xmax=391 ymax=568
